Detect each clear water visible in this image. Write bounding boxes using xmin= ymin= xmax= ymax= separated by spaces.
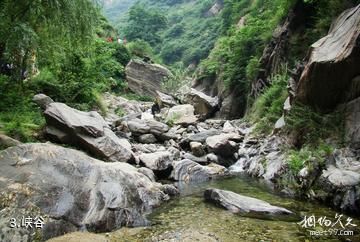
xmin=109 ymin=176 xmax=360 ymax=242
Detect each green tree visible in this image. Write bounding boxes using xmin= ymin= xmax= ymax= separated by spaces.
xmin=123 ymin=3 xmax=167 ymax=45
xmin=0 ymin=0 xmax=99 ymax=80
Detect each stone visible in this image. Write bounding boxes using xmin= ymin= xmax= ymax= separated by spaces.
xmin=296 ymin=5 xmax=360 ymax=110
xmin=187 ymin=129 xmax=221 ymax=143
xmin=145 ymin=119 xmax=169 ymax=135
xmin=0 ymin=134 xmax=21 ymax=149
xmin=185 ymin=88 xmax=219 ymax=118
xmin=207 ymin=153 xmax=219 ymax=163
xmin=127 ymin=119 xmax=169 ymax=136
xmin=156 ymin=91 xmax=177 ymax=108
xmin=171 ymin=159 xmax=228 ymax=183
xmin=125 ymin=59 xmax=173 ymax=97
xmin=223 ymin=121 xmax=235 ymax=133
xmin=274 ymin=115 xmax=286 ymax=129
xmin=204 ymin=189 xmax=293 ymax=218
xmin=206 ymin=133 xmax=242 ymax=158
xmin=190 ymin=141 xmax=205 ymax=157
xmin=139 ymin=151 xmax=172 ymax=172
xmin=315 ymin=148 xmax=360 ymax=215
xmin=138 ymin=167 xmax=157 ymax=182
xmin=102 ymin=92 xmax=150 ymax=123
xmin=0 ymin=143 xmax=169 ymax=241
xmin=44 ymin=102 xmax=106 ymax=138
xmin=181 ymin=152 xmax=208 ymax=164
xmin=160 ymin=184 xmax=179 ymax=197
xmin=138 ymin=134 xmax=157 ymax=144
xmin=33 ymin=94 xmax=54 ymax=109
xmin=77 ymin=128 xmax=134 ymax=162
xmin=127 ymin=119 xmax=150 ymax=134
xmin=166 ymin=104 xmax=198 ymax=125
xmin=43 ymin=102 xmax=133 ymax=162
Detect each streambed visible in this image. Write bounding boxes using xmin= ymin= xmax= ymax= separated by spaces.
xmin=108 ymin=176 xmax=360 ymax=242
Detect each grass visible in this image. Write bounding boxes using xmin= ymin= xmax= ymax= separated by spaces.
xmin=285 ymin=102 xmax=345 ymax=146
xmin=248 ymin=68 xmax=289 ymax=134
xmin=287 ymin=142 xmax=333 ymax=175
xmin=0 ymin=108 xmax=44 ymax=143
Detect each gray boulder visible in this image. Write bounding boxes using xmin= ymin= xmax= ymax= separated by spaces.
xmin=166 ymin=104 xmax=198 ymax=126
xmin=206 ymin=133 xmax=242 ymax=158
xmin=0 ymin=134 xmax=21 ymax=149
xmin=44 ymin=102 xmax=106 ymax=138
xmin=185 ymin=88 xmax=219 ymax=118
xmin=125 ymin=59 xmax=173 ymax=97
xmin=296 ymin=5 xmax=360 ymax=110
xmin=171 ymin=159 xmax=228 ymax=183
xmin=33 ymin=94 xmax=54 ymax=109
xmin=190 ymin=141 xmax=205 ymax=157
xmin=187 ymin=129 xmax=221 ymax=143
xmin=0 ymin=143 xmax=169 ymax=241
xmin=204 ymin=189 xmax=293 ymax=218
xmin=156 ymin=91 xmax=177 ymax=108
xmin=139 ymin=151 xmax=173 ymax=176
xmin=42 ymin=102 xmax=133 ymax=162
xmin=127 ymin=119 xmax=169 ymax=136
xmin=138 ymin=134 xmax=157 ymax=144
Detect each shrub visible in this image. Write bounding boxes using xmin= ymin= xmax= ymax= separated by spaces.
xmin=249 ymin=68 xmax=289 ymax=133
xmin=285 ymin=102 xmax=345 ymax=146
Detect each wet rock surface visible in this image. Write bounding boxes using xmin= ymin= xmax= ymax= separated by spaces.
xmin=204 ymin=188 xmax=293 ymax=219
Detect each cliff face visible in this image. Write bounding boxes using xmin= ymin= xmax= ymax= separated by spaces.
xmin=295 ymin=5 xmax=360 ymax=111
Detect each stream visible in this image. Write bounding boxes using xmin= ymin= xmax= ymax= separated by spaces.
xmin=108 ymin=175 xmax=360 ymax=242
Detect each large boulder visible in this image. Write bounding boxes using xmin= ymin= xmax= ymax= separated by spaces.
xmin=314 ymin=148 xmax=360 ymax=215
xmin=171 ymin=159 xmax=228 ymax=183
xmin=206 ymin=133 xmax=243 ymax=158
xmin=185 ymin=88 xmax=219 ymax=118
xmin=41 ymin=102 xmax=133 ymax=162
xmin=296 ymin=5 xmax=360 ymax=110
xmin=155 ymin=91 xmax=177 ymax=108
xmin=126 ymin=119 xmax=169 ymax=139
xmin=0 ymin=134 xmax=21 ymax=149
xmin=139 ymin=151 xmax=172 ymax=172
xmin=0 ymin=143 xmax=170 ymax=241
xmin=33 ymin=93 xmax=54 ymax=109
xmin=204 ymin=189 xmax=293 ymax=219
xmin=44 ymin=102 xmax=106 ymax=138
xmin=125 ymin=60 xmax=173 ymax=97
xmin=166 ymin=104 xmax=198 ymax=126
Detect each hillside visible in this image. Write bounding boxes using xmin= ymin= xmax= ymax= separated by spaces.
xmin=108 ymin=0 xmax=225 ymax=67
xmin=102 ymin=0 xmax=136 ymax=23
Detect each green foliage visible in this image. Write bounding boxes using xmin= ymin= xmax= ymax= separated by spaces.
xmin=249 ymin=69 xmax=289 ymax=134
xmin=127 ymin=40 xmax=155 ymax=59
xmin=161 ymin=63 xmax=189 ymax=93
xmin=0 ymin=75 xmax=44 ymax=142
xmin=287 ymin=143 xmax=333 ymax=175
xmin=116 ymin=0 xmax=223 ymax=66
xmin=285 ymin=103 xmax=345 ymax=146
xmin=0 ymin=0 xmax=100 ymax=80
xmin=123 ymin=3 xmax=167 ymax=46
xmin=115 ymin=107 xmax=126 ymax=117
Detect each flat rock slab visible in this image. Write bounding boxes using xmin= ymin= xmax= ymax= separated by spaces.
xmin=204 ymin=189 xmax=293 ymax=220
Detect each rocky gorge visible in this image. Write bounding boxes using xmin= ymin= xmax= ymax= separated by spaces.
xmin=1 ymin=1 xmax=360 ymax=242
